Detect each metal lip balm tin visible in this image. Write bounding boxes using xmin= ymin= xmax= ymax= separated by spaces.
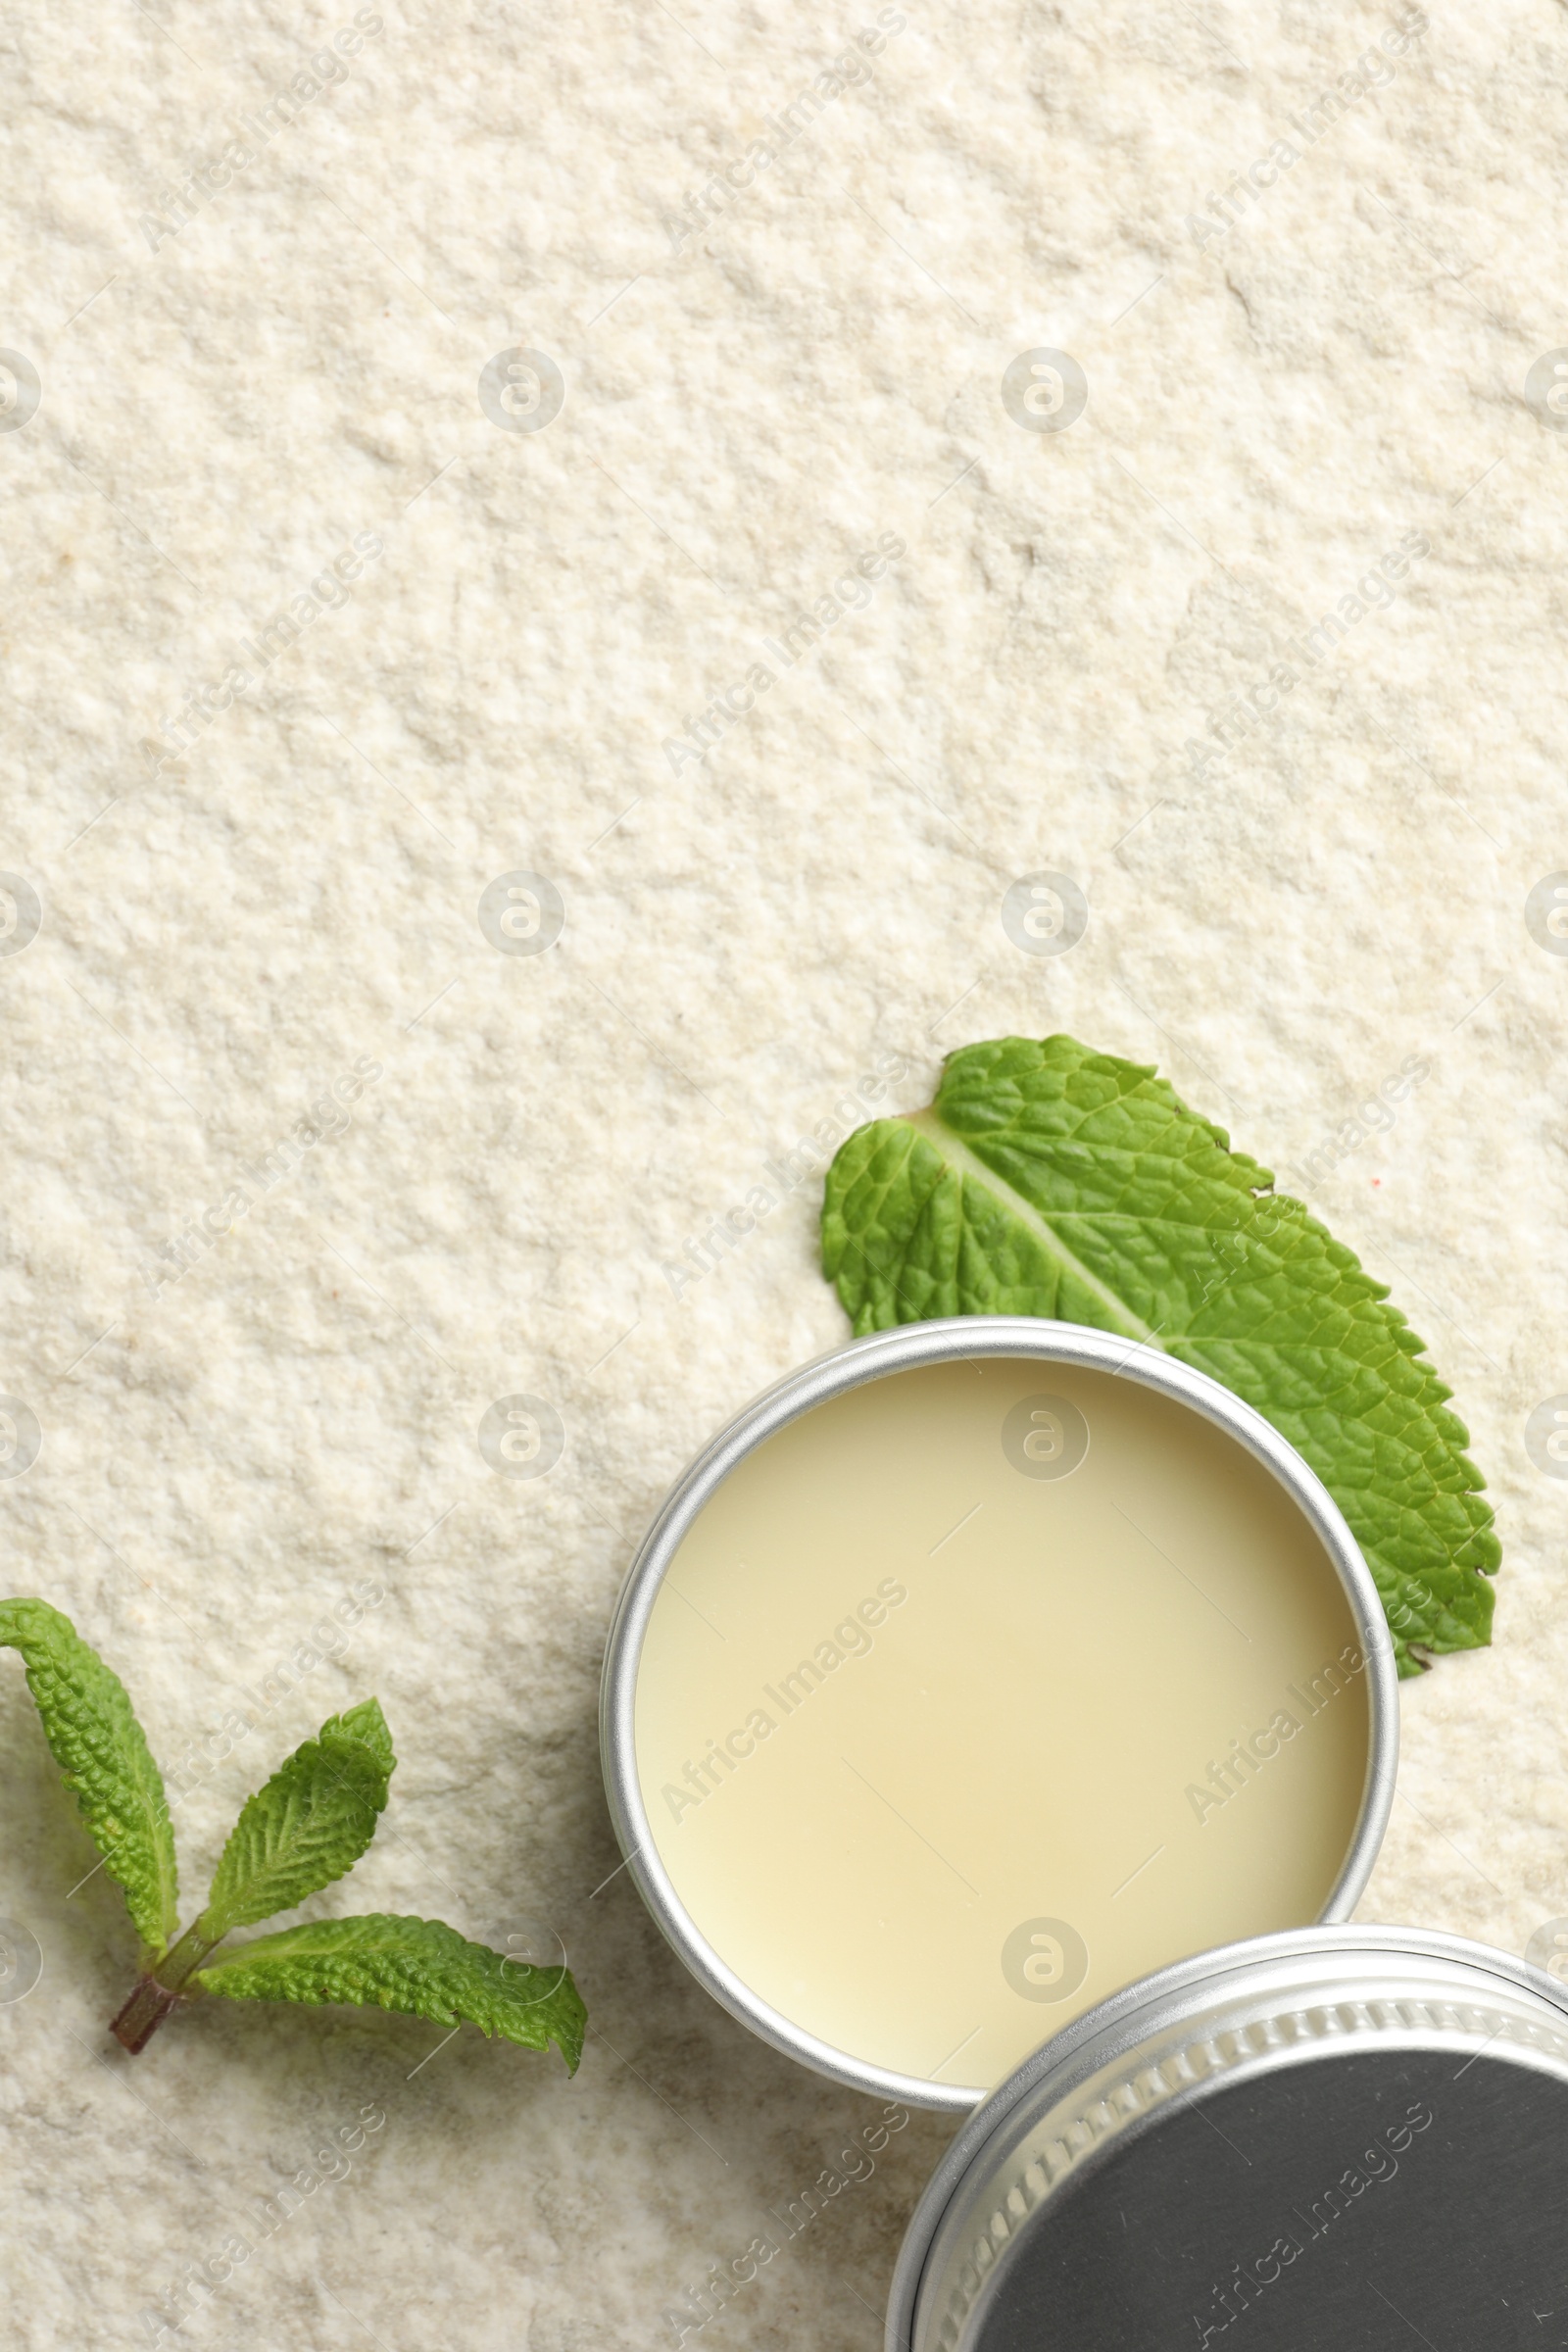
xmin=886 ymin=1925 xmax=1568 ymax=2352
xmin=599 ymin=1316 xmax=1397 ymax=2113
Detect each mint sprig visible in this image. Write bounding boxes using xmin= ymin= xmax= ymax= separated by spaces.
xmin=821 ymin=1034 xmax=1498 ymax=1677
xmin=0 ymin=1601 xmax=585 ymax=2068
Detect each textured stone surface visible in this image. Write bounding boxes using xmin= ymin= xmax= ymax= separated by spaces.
xmin=3 ymin=0 xmax=1567 ymax=2343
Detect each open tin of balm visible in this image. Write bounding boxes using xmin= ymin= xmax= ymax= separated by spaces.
xmin=886 ymin=1927 xmax=1568 ymax=2351
xmin=600 ymin=1318 xmax=1396 ymax=2110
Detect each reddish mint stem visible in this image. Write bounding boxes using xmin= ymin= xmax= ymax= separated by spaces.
xmin=109 ymin=1919 xmax=222 ymax=2053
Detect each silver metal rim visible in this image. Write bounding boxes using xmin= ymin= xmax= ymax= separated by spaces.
xmin=885 ymin=1924 xmax=1568 ymax=2352
xmin=599 ymin=1315 xmax=1398 ymax=2111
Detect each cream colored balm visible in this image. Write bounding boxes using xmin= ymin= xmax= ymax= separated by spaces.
xmin=633 ymin=1358 xmax=1371 ymax=2096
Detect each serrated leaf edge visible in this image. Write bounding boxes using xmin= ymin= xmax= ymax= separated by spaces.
xmin=192 ymin=1912 xmax=586 ymax=2071
xmin=200 ymin=1715 xmax=394 ymax=1939
xmin=0 ymin=1598 xmax=178 ymax=1952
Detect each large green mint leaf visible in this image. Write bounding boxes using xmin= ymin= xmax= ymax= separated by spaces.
xmin=199 ymin=1699 xmax=394 ymax=1937
xmin=0 ymin=1598 xmax=178 ymax=1951
xmin=820 ymin=1035 xmax=1498 ymax=1678
xmin=194 ymin=1913 xmax=587 ymax=2072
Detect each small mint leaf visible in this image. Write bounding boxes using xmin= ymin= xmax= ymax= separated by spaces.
xmin=194 ymin=1913 xmax=586 ymax=2072
xmin=821 ymin=1035 xmax=1499 ymax=1678
xmin=0 ymin=1598 xmax=178 ymax=1952
xmin=199 ymin=1699 xmax=394 ymax=1937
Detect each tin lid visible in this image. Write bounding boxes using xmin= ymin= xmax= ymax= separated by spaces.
xmin=888 ymin=1926 xmax=1568 ymax=2352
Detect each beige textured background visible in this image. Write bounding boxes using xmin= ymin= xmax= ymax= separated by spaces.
xmin=4 ymin=0 xmax=1568 ymax=2343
